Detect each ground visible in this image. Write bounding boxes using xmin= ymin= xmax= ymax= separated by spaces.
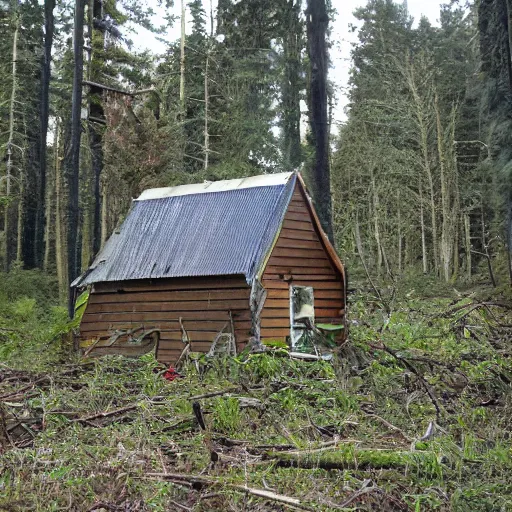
xmin=0 ymin=270 xmax=511 ymax=511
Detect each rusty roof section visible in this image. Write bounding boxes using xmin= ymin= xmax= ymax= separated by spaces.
xmin=72 ymin=173 xmax=297 ymax=287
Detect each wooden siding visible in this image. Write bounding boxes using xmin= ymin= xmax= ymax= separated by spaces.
xmin=79 ymin=275 xmax=252 ymax=363
xmin=260 ymin=184 xmax=345 ymax=341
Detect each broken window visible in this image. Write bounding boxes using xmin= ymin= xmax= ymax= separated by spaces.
xmin=290 ymin=286 xmax=314 ymax=347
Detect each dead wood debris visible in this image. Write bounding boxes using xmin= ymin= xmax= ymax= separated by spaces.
xmin=73 ymin=405 xmax=138 ymax=426
xmin=143 ymin=472 xmax=315 ymax=511
xmin=369 ymin=341 xmax=445 ymax=421
xmin=362 ymin=411 xmax=413 ymax=443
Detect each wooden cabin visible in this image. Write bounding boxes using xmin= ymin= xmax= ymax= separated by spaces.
xmin=73 ymin=172 xmax=346 ymax=363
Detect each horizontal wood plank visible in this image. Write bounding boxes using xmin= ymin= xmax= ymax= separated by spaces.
xmin=264 ymin=266 xmax=337 ymax=276
xmin=278 ymin=229 xmax=319 ymax=241
xmin=94 ymin=276 xmax=248 ymax=293
xmin=273 ymin=238 xmax=322 ymax=250
xmin=285 ymin=211 xmax=311 ymax=222
xmin=85 ymin=299 xmax=250 ymax=314
xmin=266 ymin=256 xmax=333 ymax=269
xmin=265 ymin=289 xmax=343 ymax=300
xmin=282 ymin=219 xmax=316 ymax=232
xmin=270 ymin=247 xmax=327 ymax=260
xmin=81 ymin=313 xmax=252 ymax=329
xmin=264 ymin=274 xmax=340 ymax=281
xmin=260 ymin=328 xmax=290 ymax=338
xmin=262 ymin=280 xmax=342 ymax=290
xmin=89 ymin=289 xmax=249 ymax=305
xmin=286 ymin=205 xmax=309 ymax=214
xmin=80 ymin=321 xmax=252 ymax=334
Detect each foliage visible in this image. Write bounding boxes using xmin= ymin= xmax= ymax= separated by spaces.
xmin=0 ymin=278 xmax=512 ymax=511
xmin=1 ymin=274 xmax=511 ymax=510
xmin=0 ymin=268 xmax=72 ymax=369
xmin=332 ymin=0 xmax=508 ymax=287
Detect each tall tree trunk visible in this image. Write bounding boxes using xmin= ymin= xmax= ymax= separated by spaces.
xmin=65 ymin=0 xmax=86 ymax=315
xmin=464 ymin=211 xmax=471 ymax=279
xmin=421 ymin=136 xmax=439 ymax=277
xmin=419 ymin=180 xmax=428 ymax=273
xmin=3 ymin=6 xmax=19 ymax=271
xmin=282 ymin=0 xmax=302 ymax=171
xmin=89 ymin=0 xmax=105 ymax=258
xmin=370 ymin=171 xmax=383 ymax=275
xmin=43 ymin=127 xmax=54 ymax=272
xmin=36 ymin=0 xmax=56 ymax=269
xmin=306 ymin=0 xmax=333 ymax=241
xmin=101 ymin=182 xmax=108 ymax=248
xmin=23 ymin=98 xmax=42 ymax=269
xmin=452 ymin=127 xmax=461 ymax=282
xmin=204 ymin=51 xmax=209 ymax=170
xmin=54 ymin=120 xmax=68 ymax=304
xmin=180 ymin=0 xmax=186 ymax=114
xmin=435 ymin=94 xmax=454 ymax=282
xmin=16 ymin=170 xmax=23 ymax=263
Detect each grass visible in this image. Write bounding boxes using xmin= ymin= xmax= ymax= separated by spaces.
xmin=0 ymin=272 xmax=511 ymax=510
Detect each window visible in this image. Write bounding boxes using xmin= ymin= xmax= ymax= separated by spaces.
xmin=289 ymin=286 xmax=314 ymax=347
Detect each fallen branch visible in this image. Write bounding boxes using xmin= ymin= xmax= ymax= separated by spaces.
xmin=369 ymin=341 xmax=444 ymax=421
xmin=363 ymin=412 xmax=413 ymax=443
xmin=188 ymin=388 xmax=238 ymax=400
xmin=441 ymin=301 xmax=510 ymax=319
xmin=338 ymin=479 xmax=376 ymax=509
xmin=143 ymin=472 xmax=314 ymax=511
xmin=169 ymin=500 xmax=192 ymax=512
xmin=73 ymin=405 xmax=137 ymax=424
xmin=0 ymin=376 xmax=49 ymax=400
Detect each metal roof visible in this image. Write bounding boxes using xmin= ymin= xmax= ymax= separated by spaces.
xmin=137 ymin=172 xmax=293 ymax=200
xmin=73 ymin=173 xmax=297 ymax=287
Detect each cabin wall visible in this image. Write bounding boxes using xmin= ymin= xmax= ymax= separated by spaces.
xmin=260 ymin=184 xmax=345 ymax=341
xmin=79 ymin=275 xmax=252 ymax=363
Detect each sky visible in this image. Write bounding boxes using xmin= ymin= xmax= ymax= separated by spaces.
xmin=133 ymin=0 xmax=442 ymax=123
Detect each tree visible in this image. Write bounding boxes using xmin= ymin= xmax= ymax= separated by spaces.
xmin=306 ymin=0 xmax=333 ymax=241
xmin=64 ymin=0 xmax=85 ymax=313
xmin=278 ymin=0 xmax=304 ymax=171
xmin=36 ymin=0 xmax=56 ymax=269
xmin=478 ymin=0 xmax=512 ymax=283
xmin=2 ymin=0 xmax=19 ymax=270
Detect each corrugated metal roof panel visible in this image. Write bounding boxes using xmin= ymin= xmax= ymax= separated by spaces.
xmin=74 ymin=174 xmax=296 ymax=287
xmin=137 ymin=172 xmax=293 ymax=201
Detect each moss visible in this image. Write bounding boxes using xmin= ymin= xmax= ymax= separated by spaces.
xmin=270 ymin=446 xmax=442 ymax=474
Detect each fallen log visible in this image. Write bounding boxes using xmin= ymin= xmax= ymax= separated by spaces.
xmin=266 ymin=447 xmax=441 ymax=472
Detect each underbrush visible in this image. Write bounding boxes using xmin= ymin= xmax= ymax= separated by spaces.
xmin=0 ymin=275 xmax=511 ymax=510
xmin=0 ymin=268 xmax=72 ymax=369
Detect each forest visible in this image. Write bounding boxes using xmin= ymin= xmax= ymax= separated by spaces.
xmin=1 ymin=0 xmax=512 ymax=510
xmin=1 ymin=0 xmax=512 ymax=290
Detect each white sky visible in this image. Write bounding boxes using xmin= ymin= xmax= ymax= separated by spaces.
xmin=132 ymin=0 xmax=442 ymax=123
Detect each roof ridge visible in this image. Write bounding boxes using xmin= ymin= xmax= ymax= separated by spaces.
xmin=136 ymin=172 xmax=294 ymax=201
